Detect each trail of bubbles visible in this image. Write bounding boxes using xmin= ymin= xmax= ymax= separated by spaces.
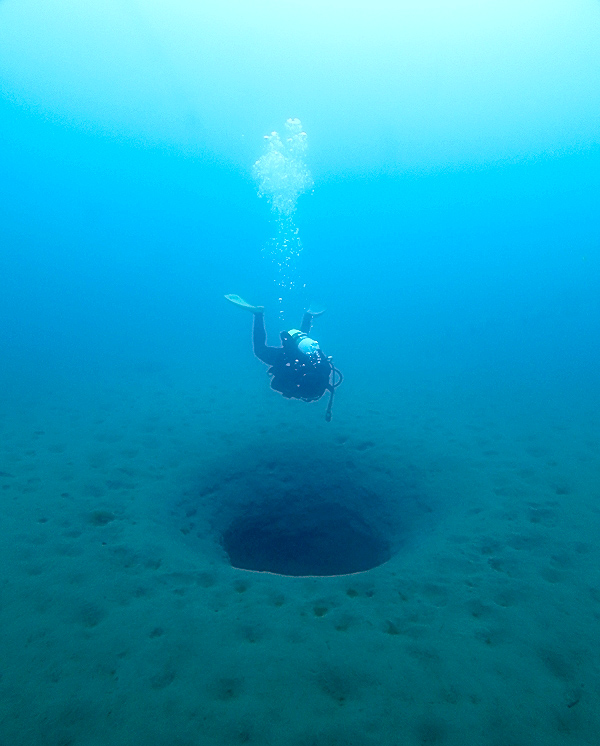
xmin=253 ymin=118 xmax=313 ymax=311
xmin=261 ymin=215 xmax=303 ymax=293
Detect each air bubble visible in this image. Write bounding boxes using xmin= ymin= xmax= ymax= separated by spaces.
xmin=253 ymin=119 xmax=313 ymax=298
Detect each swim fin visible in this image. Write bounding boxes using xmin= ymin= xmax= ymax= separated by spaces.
xmin=224 ymin=294 xmax=264 ymax=314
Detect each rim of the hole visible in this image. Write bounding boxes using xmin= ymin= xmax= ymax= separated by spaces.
xmin=225 ymin=561 xmax=392 ymax=578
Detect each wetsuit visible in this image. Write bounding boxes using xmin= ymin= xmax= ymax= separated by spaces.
xmin=252 ymin=313 xmax=332 ymax=401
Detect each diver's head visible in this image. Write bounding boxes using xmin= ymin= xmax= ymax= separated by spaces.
xmin=280 ymin=328 xmax=301 ymax=346
xmin=280 ymin=330 xmax=295 ymax=348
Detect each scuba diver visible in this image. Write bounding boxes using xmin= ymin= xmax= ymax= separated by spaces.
xmin=225 ymin=294 xmax=343 ymax=421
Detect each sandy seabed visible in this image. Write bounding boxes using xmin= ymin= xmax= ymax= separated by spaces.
xmin=1 ymin=363 xmax=599 ymax=746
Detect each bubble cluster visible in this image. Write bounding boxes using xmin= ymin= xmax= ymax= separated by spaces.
xmin=253 ymin=118 xmax=313 ymax=216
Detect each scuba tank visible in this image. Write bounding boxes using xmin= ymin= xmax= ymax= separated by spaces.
xmin=285 ymin=330 xmax=343 ymax=421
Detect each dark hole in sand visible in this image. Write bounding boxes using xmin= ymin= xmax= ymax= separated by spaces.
xmin=222 ymin=501 xmax=392 ymax=577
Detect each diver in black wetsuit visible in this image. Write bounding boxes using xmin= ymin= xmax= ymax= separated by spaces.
xmin=225 ymin=294 xmax=342 ymax=421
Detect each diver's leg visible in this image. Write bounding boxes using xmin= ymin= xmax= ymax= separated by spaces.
xmin=300 ymin=304 xmax=325 ymax=334
xmin=253 ymin=312 xmax=267 ymax=355
xmin=253 ymin=313 xmax=280 ymax=365
xmin=300 ymin=313 xmax=312 ymax=335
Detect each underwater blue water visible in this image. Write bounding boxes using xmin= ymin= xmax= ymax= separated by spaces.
xmin=1 ymin=4 xmax=600 ymax=744
xmin=1 ymin=93 xmax=598 ymax=407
